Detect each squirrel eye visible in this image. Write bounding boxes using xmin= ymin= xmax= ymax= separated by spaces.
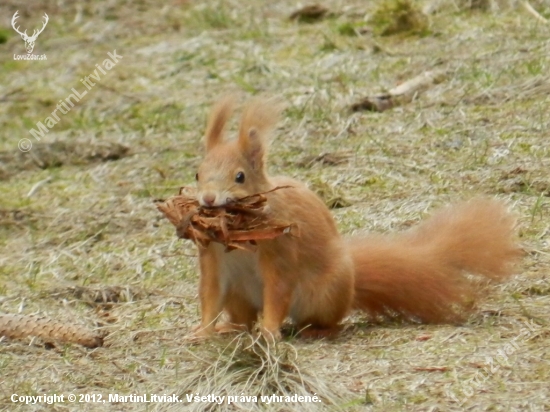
xmin=195 ymin=173 xmax=199 ymax=181
xmin=235 ymin=171 xmax=245 ymax=184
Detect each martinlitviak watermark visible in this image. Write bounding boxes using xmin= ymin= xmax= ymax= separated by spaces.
xmin=18 ymin=50 xmax=123 ymax=153
xmin=12 ymin=10 xmax=48 ymax=60
xmin=446 ymin=320 xmax=540 ymax=405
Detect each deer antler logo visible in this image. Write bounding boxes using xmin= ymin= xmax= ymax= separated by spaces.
xmin=11 ymin=11 xmax=49 ymax=54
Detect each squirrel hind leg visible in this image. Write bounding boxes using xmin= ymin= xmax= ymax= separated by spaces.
xmin=293 ymin=306 xmax=347 ymax=339
xmin=296 ymin=324 xmax=343 ymax=340
xmin=223 ymin=288 xmax=259 ymax=332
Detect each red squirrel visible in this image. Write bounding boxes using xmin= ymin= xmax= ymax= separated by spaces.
xmin=191 ymin=97 xmax=521 ymax=340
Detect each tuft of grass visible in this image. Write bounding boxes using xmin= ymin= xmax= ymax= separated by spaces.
xmin=185 ymin=2 xmax=238 ymax=30
xmin=336 ymin=22 xmax=359 ymax=37
xmin=370 ymin=0 xmax=430 ymax=36
xmin=178 ymin=334 xmax=349 ymax=411
xmin=308 ymin=177 xmax=353 ymax=209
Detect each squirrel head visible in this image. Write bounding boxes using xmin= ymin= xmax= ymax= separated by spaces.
xmin=196 ymin=97 xmax=280 ymax=207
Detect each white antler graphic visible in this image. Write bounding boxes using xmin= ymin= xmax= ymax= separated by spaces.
xmin=12 ymin=11 xmax=49 ymax=54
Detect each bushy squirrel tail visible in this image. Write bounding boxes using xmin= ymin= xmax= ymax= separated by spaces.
xmin=349 ymin=198 xmax=522 ymax=323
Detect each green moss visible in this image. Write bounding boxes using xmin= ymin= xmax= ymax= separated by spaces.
xmin=0 ymin=28 xmax=10 ymax=44
xmin=336 ymin=22 xmax=358 ymax=37
xmin=370 ymin=0 xmax=430 ymax=36
xmin=185 ymin=2 xmax=238 ymax=30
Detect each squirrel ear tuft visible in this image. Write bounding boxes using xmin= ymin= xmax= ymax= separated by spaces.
xmin=238 ymin=98 xmax=281 ymax=169
xmin=204 ymin=96 xmax=234 ymax=152
xmin=245 ymin=127 xmax=263 ymax=169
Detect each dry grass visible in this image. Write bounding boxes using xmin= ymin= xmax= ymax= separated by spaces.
xmin=1 ymin=0 xmax=549 ymax=410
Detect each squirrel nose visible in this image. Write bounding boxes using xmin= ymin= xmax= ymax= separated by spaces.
xmin=201 ymin=193 xmax=216 ymax=207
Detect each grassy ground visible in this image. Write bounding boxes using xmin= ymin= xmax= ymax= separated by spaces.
xmin=1 ymin=0 xmax=549 ymax=410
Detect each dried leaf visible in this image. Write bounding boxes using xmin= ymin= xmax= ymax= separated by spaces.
xmin=289 ymin=5 xmax=329 ymax=22
xmin=414 ymin=366 xmax=449 ymax=372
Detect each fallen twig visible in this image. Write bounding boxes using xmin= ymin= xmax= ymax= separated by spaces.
xmin=521 ymin=1 xmax=548 ymax=24
xmin=414 ymin=366 xmax=449 ymax=372
xmin=351 ymin=69 xmax=448 ymax=112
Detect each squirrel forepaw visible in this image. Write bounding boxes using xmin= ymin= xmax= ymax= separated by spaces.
xmin=215 ymin=322 xmax=249 ymax=334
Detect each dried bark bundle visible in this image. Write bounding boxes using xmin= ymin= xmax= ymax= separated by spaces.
xmin=0 ymin=314 xmax=104 ymax=348
xmin=155 ymin=186 xmax=297 ymax=252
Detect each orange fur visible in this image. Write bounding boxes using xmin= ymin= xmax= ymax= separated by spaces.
xmin=204 ymin=96 xmax=234 ymax=152
xmin=190 ymin=98 xmax=522 ymax=340
xmin=350 ymin=199 xmax=522 ymax=324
